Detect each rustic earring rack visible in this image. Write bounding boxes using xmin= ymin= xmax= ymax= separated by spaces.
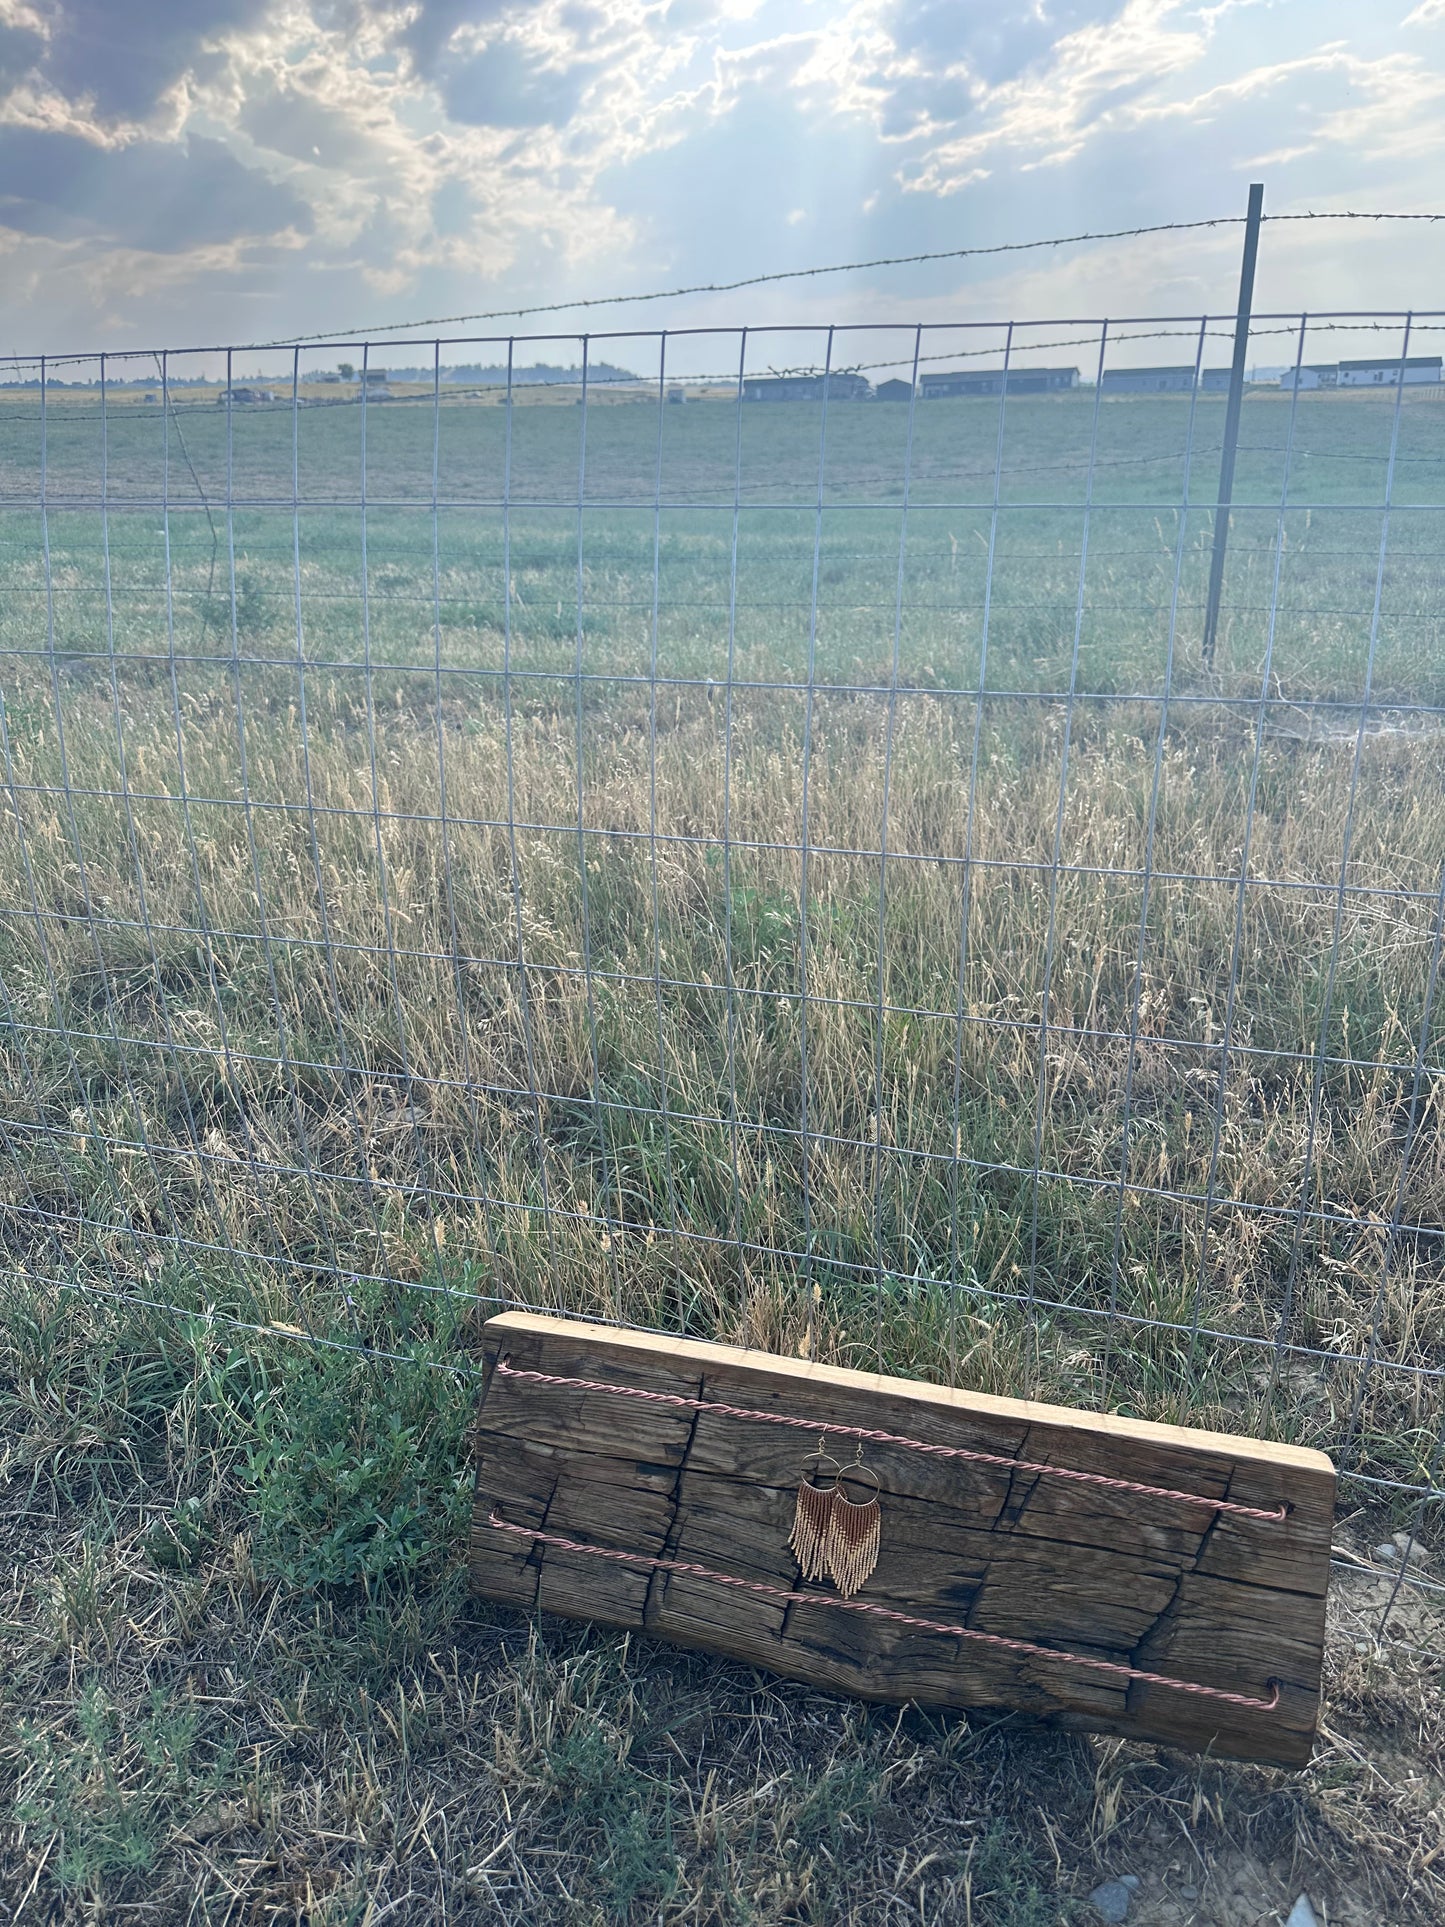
xmin=469 ymin=1311 xmax=1335 ymax=1766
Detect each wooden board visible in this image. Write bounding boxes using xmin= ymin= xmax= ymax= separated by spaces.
xmin=468 ymin=1313 xmax=1334 ymax=1765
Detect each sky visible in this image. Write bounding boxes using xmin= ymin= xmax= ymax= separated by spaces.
xmin=0 ymin=0 xmax=1442 ymax=368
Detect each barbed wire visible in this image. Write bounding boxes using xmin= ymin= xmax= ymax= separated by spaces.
xmin=3 ymin=210 xmax=1444 ymax=373
xmin=2 ymin=222 xmax=1258 ymax=377
xmin=248 ymin=217 xmax=1260 ymax=345
xmin=243 ymin=211 xmax=1445 ymax=347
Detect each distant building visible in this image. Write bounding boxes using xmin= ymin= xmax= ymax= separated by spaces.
xmin=875 ymin=378 xmax=913 ymax=401
xmin=1337 ymin=356 xmax=1442 ymax=387
xmin=666 ymin=387 xmax=687 ymax=404
xmin=216 ymin=387 xmax=278 ymax=405
xmin=143 ymin=392 xmax=158 ymax=404
xmin=1100 ymin=365 xmax=1235 ymax=394
xmin=920 ymin=366 xmax=1078 ymax=399
xmin=742 ymin=372 xmax=872 ymax=402
xmin=1275 ymin=358 xmax=1441 ymax=390
xmin=363 ymin=368 xmax=389 ymax=384
xmin=1277 ymin=365 xmax=1340 ymax=391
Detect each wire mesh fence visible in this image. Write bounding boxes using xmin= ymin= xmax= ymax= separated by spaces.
xmin=0 ymin=310 xmax=1442 ymax=1635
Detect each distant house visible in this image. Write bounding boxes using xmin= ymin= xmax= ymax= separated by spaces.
xmin=666 ymin=387 xmax=686 ymax=404
xmin=1100 ymin=365 xmax=1235 ymax=394
xmin=216 ymin=387 xmax=278 ymax=405
xmin=742 ymin=372 xmax=872 ymax=402
xmin=1337 ymin=356 xmax=1442 ymax=387
xmin=363 ymin=368 xmax=389 ymax=385
xmin=875 ymin=378 xmax=913 ymax=401
xmin=919 ymin=366 xmax=1078 ymax=399
xmin=1277 ymin=365 xmax=1340 ymax=391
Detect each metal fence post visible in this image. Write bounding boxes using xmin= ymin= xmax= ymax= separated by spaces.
xmin=1202 ymin=181 xmax=1264 ymax=670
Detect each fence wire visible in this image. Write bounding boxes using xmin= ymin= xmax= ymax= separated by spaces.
xmin=0 ymin=312 xmax=1443 ymax=1638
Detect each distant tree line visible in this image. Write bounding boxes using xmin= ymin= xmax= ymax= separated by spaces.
xmin=0 ymin=361 xmax=639 ymax=390
xmin=379 ymin=362 xmax=639 ymax=385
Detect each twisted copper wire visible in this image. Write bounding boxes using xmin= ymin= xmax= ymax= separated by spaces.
xmin=492 ymin=1360 xmax=1287 ymax=1522
xmin=486 ymin=1509 xmax=1282 ymax=1713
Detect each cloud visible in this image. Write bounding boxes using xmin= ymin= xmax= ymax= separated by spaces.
xmin=886 ymin=0 xmax=1130 ymax=88
xmin=397 ymin=0 xmax=517 ymax=78
xmin=0 ymin=126 xmax=312 ymax=251
xmin=371 ymin=0 xmax=690 ymax=142
xmin=881 ymin=0 xmax=1210 ymax=190
xmin=0 ymin=17 xmax=44 ymax=90
xmin=430 ymin=175 xmax=475 ymax=233
xmin=1125 ymin=45 xmax=1445 ymax=168
xmin=865 ymin=65 xmax=976 ymax=139
xmin=7 ymin=0 xmax=274 ymax=123
xmin=238 ymin=71 xmax=389 ymax=169
xmin=791 ymin=0 xmax=1140 ymax=153
xmin=439 ymin=35 xmax=597 ymax=126
xmin=0 ymin=0 xmax=1442 ymax=357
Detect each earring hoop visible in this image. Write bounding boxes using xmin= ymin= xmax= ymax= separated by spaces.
xmin=824 ymin=1443 xmax=883 ymax=1596
xmin=801 ymin=1433 xmax=841 ymax=1485
xmin=789 ymin=1433 xmax=843 ymax=1581
xmin=838 ymin=1458 xmax=881 ymax=1502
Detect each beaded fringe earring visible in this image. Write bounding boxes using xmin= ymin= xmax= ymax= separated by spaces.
xmin=788 ymin=1437 xmax=840 ymax=1582
xmin=824 ymin=1445 xmax=881 ymax=1597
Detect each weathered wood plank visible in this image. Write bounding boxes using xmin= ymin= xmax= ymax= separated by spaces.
xmin=469 ymin=1312 xmax=1334 ymax=1765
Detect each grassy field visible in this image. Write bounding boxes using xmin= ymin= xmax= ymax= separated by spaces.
xmin=0 ymin=379 xmax=1442 ymax=1922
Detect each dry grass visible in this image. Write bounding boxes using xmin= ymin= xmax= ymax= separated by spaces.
xmin=0 ymin=670 xmax=1440 ymax=1467
xmin=0 ymin=386 xmax=1443 ymax=1919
